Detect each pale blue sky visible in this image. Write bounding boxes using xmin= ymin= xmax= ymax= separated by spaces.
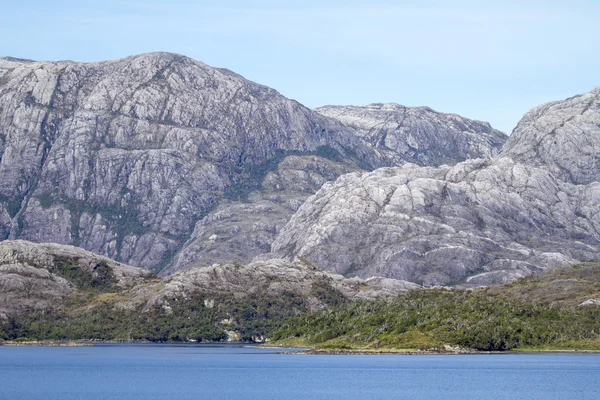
xmin=2 ymin=0 xmax=599 ymax=133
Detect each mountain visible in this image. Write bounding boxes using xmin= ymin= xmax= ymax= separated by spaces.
xmin=0 ymin=53 xmax=506 ymax=274
xmin=0 ymin=53 xmax=382 ymax=273
xmin=501 ymin=86 xmax=600 ymax=185
xmin=268 ymin=87 xmax=600 ymax=286
xmin=2 ymin=240 xmax=598 ymax=350
xmin=0 ymin=240 xmax=416 ymax=341
xmin=317 ymin=103 xmax=506 ymax=166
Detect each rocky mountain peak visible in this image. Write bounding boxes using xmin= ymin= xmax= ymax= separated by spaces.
xmin=0 ymin=52 xmax=509 ymax=274
xmin=316 ymin=103 xmax=507 ymax=166
xmin=501 ymin=86 xmax=600 ymax=185
xmin=0 ymin=52 xmax=382 ymax=273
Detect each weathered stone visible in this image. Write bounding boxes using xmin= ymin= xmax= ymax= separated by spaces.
xmin=125 ymin=258 xmax=420 ymax=313
xmin=0 ymin=240 xmax=419 ymax=318
xmin=0 ymin=240 xmax=155 ymax=318
xmin=317 ymin=103 xmax=507 ymax=166
xmin=502 ymin=86 xmax=600 ymax=185
xmin=0 ymin=53 xmax=506 ymax=275
xmin=0 ymin=53 xmax=383 ymax=272
xmin=269 ymin=157 xmax=600 ymax=286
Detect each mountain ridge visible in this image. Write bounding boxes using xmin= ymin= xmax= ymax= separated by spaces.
xmin=0 ymin=52 xmax=506 ymax=274
xmin=268 ymin=86 xmax=600 ymax=286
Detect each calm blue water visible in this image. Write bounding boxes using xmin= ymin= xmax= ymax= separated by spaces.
xmin=0 ymin=345 xmax=599 ymax=400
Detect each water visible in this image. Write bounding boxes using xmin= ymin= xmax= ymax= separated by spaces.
xmin=0 ymin=344 xmax=599 ymax=400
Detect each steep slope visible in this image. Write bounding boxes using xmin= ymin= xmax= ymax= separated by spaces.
xmin=269 ymin=88 xmax=600 ymax=286
xmin=501 ymin=86 xmax=600 ymax=185
xmin=317 ymin=103 xmax=507 ymax=166
xmin=0 ymin=53 xmax=381 ymax=272
xmin=0 ymin=53 xmax=506 ymax=274
xmin=164 ymin=154 xmax=357 ymax=274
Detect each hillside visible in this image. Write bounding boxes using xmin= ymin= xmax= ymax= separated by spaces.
xmin=0 ymin=53 xmax=506 ymax=274
xmin=271 ymin=263 xmax=600 ymax=352
xmin=0 ymin=240 xmax=416 ymax=342
xmin=269 ymin=87 xmax=600 ymax=286
xmin=1 ymin=241 xmax=599 ymax=352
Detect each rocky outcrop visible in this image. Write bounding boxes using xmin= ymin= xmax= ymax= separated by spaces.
xmin=125 ymin=258 xmax=419 ymax=313
xmin=163 ymin=154 xmax=357 ymax=274
xmin=501 ymin=86 xmax=600 ymax=185
xmin=0 ymin=240 xmax=154 ymax=319
xmin=0 ymin=53 xmax=507 ymax=274
xmin=269 ymin=157 xmax=600 ymax=286
xmin=0 ymin=240 xmax=418 ymax=319
xmin=317 ymin=103 xmax=507 ymax=166
xmin=0 ymin=240 xmax=155 ymax=286
xmin=267 ymin=88 xmax=600 ymax=286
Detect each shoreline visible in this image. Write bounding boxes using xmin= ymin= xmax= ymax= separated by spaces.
xmin=3 ymin=340 xmax=600 ymax=354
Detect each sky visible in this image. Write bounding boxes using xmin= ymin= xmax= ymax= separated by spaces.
xmin=2 ymin=0 xmax=599 ymax=133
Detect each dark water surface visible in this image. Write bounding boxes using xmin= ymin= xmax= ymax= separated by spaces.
xmin=0 ymin=344 xmax=599 ymax=399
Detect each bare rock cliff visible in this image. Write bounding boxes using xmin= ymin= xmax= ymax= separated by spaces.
xmin=269 ymin=88 xmax=600 ymax=286
xmin=0 ymin=53 xmax=505 ymax=274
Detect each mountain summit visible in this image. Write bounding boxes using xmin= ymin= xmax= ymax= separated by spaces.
xmin=0 ymin=52 xmax=506 ymax=274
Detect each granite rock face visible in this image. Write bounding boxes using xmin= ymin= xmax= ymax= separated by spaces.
xmin=502 ymin=86 xmax=600 ymax=185
xmin=164 ymin=155 xmax=357 ymax=274
xmin=317 ymin=103 xmax=507 ymax=166
xmin=0 ymin=240 xmax=154 ymax=319
xmin=0 ymin=53 xmax=382 ymax=272
xmin=270 ymin=157 xmax=600 ymax=286
xmin=269 ymin=88 xmax=600 ymax=286
xmin=0 ymin=53 xmax=505 ymax=274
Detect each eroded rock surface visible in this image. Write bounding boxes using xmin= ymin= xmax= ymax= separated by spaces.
xmin=0 ymin=53 xmax=507 ymax=274
xmin=0 ymin=240 xmax=418 ymax=319
xmin=268 ymin=88 xmax=600 ymax=286
xmin=317 ymin=103 xmax=507 ymax=166
xmin=0 ymin=240 xmax=154 ymax=318
xmin=125 ymin=258 xmax=420 ymax=313
xmin=502 ymin=86 xmax=600 ymax=185
xmin=270 ymin=158 xmax=600 ymax=286
xmin=0 ymin=53 xmax=381 ymax=272
xmin=164 ymin=155 xmax=357 ymax=274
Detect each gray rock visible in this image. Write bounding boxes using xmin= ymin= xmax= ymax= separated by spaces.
xmin=579 ymin=299 xmax=600 ymax=306
xmin=502 ymin=86 xmax=600 ymax=185
xmin=317 ymin=103 xmax=507 ymax=166
xmin=0 ymin=239 xmax=154 ymax=287
xmin=124 ymin=258 xmax=420 ymax=313
xmin=0 ymin=53 xmax=507 ymax=275
xmin=269 ymin=157 xmax=600 ymax=286
xmin=0 ymin=53 xmax=381 ymax=272
xmin=0 ymin=239 xmax=154 ymax=318
xmin=0 ymin=239 xmax=419 ymax=318
xmin=163 ymin=155 xmax=357 ymax=275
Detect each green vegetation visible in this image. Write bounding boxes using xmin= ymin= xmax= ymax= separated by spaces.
xmin=47 ymin=257 xmax=118 ymax=293
xmin=6 ymin=196 xmax=23 ymax=218
xmin=271 ymin=288 xmax=600 ymax=351
xmin=0 ymin=290 xmax=308 ymax=343
xmin=1 ymin=263 xmax=600 ymax=351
